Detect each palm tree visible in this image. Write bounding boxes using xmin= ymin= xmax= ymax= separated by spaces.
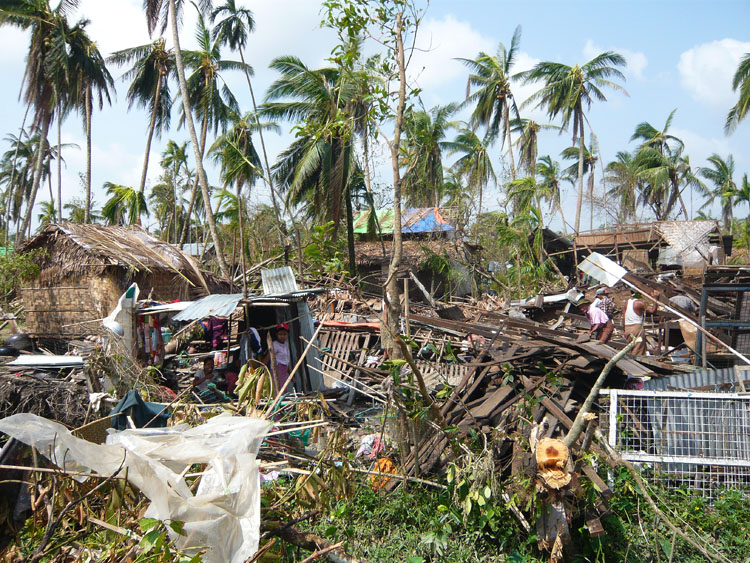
xmin=511 ymin=118 xmax=558 ymax=178
xmin=1 ymin=0 xmax=78 ymax=241
xmin=635 ymin=146 xmax=700 ymax=220
xmin=442 ymin=126 xmax=495 ymax=224
xmin=698 ymin=154 xmax=737 ymax=233
xmin=175 ymin=9 xmax=243 ymax=259
xmin=66 ymin=19 xmax=114 ymax=223
xmin=401 ymin=103 xmax=457 ymax=207
xmin=211 ymin=0 xmax=285 ymax=233
xmin=561 ymin=144 xmax=598 ymax=230
xmin=726 ymin=53 xmax=750 ymax=134
xmin=605 ymin=151 xmax=641 ymax=223
xmin=522 ymin=51 xmax=627 ymax=233
xmin=735 ymin=174 xmax=750 ymax=224
xmin=161 ymin=140 xmax=189 ymax=239
xmin=37 ymin=200 xmax=57 ymax=228
xmin=630 ymin=109 xmax=692 ymax=219
xmin=264 ymin=55 xmax=364 ymax=272
xmin=536 ymin=155 xmax=569 ymax=235
xmin=108 ymin=38 xmax=175 ymax=195
xmin=458 ymin=25 xmax=522 ymax=179
xmin=102 ymin=182 xmax=150 ymax=226
xmin=64 ymin=197 xmax=99 ymax=223
xmin=142 ymin=0 xmax=231 ymax=278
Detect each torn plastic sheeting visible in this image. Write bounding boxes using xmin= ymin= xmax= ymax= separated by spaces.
xmin=0 ymin=413 xmax=271 ymax=563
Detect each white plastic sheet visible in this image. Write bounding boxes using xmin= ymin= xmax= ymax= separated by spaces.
xmin=0 ymin=413 xmax=270 ymax=563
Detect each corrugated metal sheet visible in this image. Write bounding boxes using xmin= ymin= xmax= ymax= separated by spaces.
xmin=172 ymin=293 xmax=243 ymax=321
xmin=352 ymin=208 xmax=454 ymax=234
xmin=643 ymin=368 xmax=745 ymax=392
xmin=262 ymin=266 xmax=298 ymax=295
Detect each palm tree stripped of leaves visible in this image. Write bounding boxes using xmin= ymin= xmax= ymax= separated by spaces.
xmin=458 ymin=25 xmax=522 ymax=180
xmin=536 ymin=155 xmax=569 ymax=235
xmin=142 ymin=0 xmax=231 ymax=279
xmin=102 ymin=182 xmax=149 ymax=226
xmin=698 ymin=154 xmax=738 ymax=233
xmin=160 ymin=140 xmax=189 ymax=238
xmin=726 ymin=52 xmax=750 ymax=134
xmin=522 ymin=51 xmax=627 ymax=233
xmin=211 ymin=0 xmax=285 ymax=235
xmin=108 ymin=38 xmax=175 ymax=195
xmin=442 ymin=125 xmax=495 ymax=224
xmin=66 ymin=19 xmax=114 ymax=223
xmin=401 ymin=103 xmax=457 ymax=207
xmin=1 ymin=0 xmax=79 ymax=241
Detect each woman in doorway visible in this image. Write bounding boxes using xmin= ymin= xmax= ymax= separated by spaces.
xmin=272 ymin=323 xmax=291 ymax=392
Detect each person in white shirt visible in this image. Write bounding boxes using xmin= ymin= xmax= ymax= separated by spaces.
xmin=272 ymin=323 xmax=291 ymax=392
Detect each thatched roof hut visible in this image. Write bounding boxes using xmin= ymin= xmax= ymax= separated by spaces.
xmin=18 ymin=223 xmax=226 ymax=338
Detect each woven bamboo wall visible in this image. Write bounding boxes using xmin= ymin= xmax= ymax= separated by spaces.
xmin=21 ymin=270 xmax=193 ymax=338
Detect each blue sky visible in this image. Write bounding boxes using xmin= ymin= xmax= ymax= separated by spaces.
xmin=0 ymin=0 xmax=749 ymax=232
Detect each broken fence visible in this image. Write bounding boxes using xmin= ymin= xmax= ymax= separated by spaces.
xmin=600 ymin=389 xmax=750 ymax=499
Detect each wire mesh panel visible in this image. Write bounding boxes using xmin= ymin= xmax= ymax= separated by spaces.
xmin=600 ymin=390 xmax=750 ymax=499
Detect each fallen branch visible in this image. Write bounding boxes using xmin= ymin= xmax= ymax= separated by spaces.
xmin=262 ymin=523 xmax=360 ymax=563
xmin=563 ymin=338 xmax=637 ymax=448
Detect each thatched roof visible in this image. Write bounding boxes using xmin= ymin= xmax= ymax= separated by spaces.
xmin=356 ymin=239 xmax=477 ymax=269
xmin=20 ymin=223 xmax=211 ymax=291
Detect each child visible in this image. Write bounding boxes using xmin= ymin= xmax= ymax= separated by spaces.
xmin=272 ymin=323 xmax=291 ymax=392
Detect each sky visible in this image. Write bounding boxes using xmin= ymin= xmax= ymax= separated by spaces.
xmin=0 ymin=0 xmax=749 ymax=233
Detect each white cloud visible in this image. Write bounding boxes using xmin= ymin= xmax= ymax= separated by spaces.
xmin=409 ymin=15 xmax=495 ymax=97
xmin=678 ymin=38 xmax=750 ymax=107
xmin=582 ymin=39 xmax=648 ymax=80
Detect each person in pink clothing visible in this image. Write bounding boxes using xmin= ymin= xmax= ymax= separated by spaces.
xmin=579 ymin=300 xmax=614 ymax=343
xmin=272 ymin=323 xmax=291 ymax=392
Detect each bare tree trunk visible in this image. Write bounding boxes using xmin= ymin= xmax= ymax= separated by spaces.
xmin=588 ymin=168 xmax=594 ymax=231
xmin=169 ymin=0 xmax=230 ymax=279
xmin=237 ymin=46 xmax=286 ymax=239
xmin=19 ymin=115 xmax=52 ymax=243
xmin=85 ymin=85 xmax=92 ymax=223
xmin=178 ymin=117 xmax=208 ymax=246
xmin=384 ymin=12 xmax=407 ymax=359
xmin=138 ymin=73 xmax=162 ymax=195
xmin=56 ymin=110 xmax=62 ymax=222
xmin=573 ymin=112 xmax=585 ymax=234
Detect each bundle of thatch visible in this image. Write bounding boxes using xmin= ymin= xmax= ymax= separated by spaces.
xmin=0 ymin=373 xmax=89 ymax=428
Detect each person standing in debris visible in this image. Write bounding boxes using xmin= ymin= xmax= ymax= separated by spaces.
xmin=273 ymin=323 xmax=292 ymax=392
xmin=623 ymin=291 xmax=658 ymax=354
xmin=579 ymin=300 xmax=614 ymax=343
xmin=192 ymin=357 xmax=215 ymax=392
xmin=593 ymin=287 xmax=616 ymax=319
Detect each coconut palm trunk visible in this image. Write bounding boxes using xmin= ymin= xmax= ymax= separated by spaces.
xmin=178 ymin=116 xmax=208 ymax=246
xmin=138 ymin=72 xmax=163 ymax=195
xmin=236 ymin=46 xmax=284 ymax=234
xmin=18 ymin=115 xmax=52 ymax=242
xmin=85 ymin=85 xmax=92 ymax=223
xmin=505 ymin=115 xmax=516 ymax=180
xmin=168 ymin=0 xmax=229 ymax=279
xmin=574 ymin=112 xmax=585 ymax=234
xmin=57 ymin=111 xmax=62 ymax=222
xmin=5 ymin=106 xmax=31 ymax=245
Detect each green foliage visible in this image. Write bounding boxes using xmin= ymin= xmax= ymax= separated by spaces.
xmin=303 ymin=221 xmax=348 ymax=277
xmin=0 ymin=249 xmax=43 ymax=302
